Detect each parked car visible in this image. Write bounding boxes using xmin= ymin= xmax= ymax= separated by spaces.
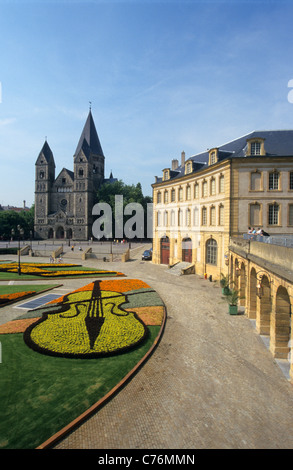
xmin=142 ymin=249 xmax=152 ymax=260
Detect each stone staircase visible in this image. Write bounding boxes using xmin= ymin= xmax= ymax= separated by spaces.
xmin=167 ymin=262 xmax=193 ymax=276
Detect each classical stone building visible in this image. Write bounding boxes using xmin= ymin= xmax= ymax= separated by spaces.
xmin=152 ymin=130 xmax=293 ymax=279
xmin=34 ymin=110 xmax=115 ymax=241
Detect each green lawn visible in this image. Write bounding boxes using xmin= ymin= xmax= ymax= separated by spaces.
xmin=0 ymin=326 xmax=160 ymax=449
xmin=0 ymin=284 xmax=59 ymax=296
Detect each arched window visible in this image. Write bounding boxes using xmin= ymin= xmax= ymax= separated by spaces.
xmin=206 ymin=238 xmax=217 ymax=265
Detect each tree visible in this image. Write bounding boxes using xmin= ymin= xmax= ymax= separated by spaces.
xmin=0 ymin=206 xmax=34 ymax=240
xmin=94 ymin=180 xmax=152 ymax=240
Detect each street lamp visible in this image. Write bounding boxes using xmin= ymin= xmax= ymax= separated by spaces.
xmin=11 ymin=225 xmax=24 ymax=275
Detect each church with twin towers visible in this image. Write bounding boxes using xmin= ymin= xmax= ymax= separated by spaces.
xmin=34 ymin=109 xmax=116 ymax=241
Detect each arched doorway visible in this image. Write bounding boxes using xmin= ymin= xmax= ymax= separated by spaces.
xmin=248 ymin=268 xmax=257 ymax=319
xmin=160 ymin=236 xmax=170 ymax=265
xmin=56 ymin=226 xmax=65 ymax=239
xmin=182 ymin=237 xmax=192 ymax=263
xmin=256 ymin=275 xmax=271 ymax=335
xmin=271 ymin=286 xmax=291 ymax=359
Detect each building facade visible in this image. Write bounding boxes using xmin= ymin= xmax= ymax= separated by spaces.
xmin=152 ymin=130 xmax=293 ymax=279
xmin=34 ymin=110 xmax=115 ymax=241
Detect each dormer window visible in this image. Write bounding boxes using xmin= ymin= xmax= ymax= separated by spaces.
xmin=246 ymin=138 xmax=265 ymax=156
xmin=251 ymin=142 xmax=261 ymax=155
xmin=163 ymin=169 xmax=170 ymax=181
xmin=185 ymin=161 xmax=192 ymax=174
xmin=209 ymin=148 xmax=218 ymax=165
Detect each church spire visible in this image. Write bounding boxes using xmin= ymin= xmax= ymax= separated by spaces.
xmin=74 ymin=109 xmax=104 ymax=158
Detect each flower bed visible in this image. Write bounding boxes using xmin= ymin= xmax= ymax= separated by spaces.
xmin=23 ymin=279 xmax=158 ymax=358
xmin=0 ymin=290 xmax=36 ymax=306
xmin=0 ymin=262 xmax=124 ymax=278
xmin=0 ymin=277 xmax=166 ymax=449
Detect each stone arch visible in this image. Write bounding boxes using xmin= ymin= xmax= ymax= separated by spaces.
xmin=270 ymin=285 xmax=291 ymax=359
xmin=248 ymin=267 xmax=257 ymax=319
xmin=256 ymin=274 xmax=272 ymax=335
xmin=239 ymin=262 xmax=246 ymax=307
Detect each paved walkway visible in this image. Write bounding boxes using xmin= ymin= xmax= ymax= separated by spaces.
xmin=1 ymin=248 xmax=293 ymax=449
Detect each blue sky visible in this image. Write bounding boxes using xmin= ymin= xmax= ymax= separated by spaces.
xmin=1 ymin=0 xmax=293 ymax=207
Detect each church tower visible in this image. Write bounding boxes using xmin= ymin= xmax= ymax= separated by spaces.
xmin=73 ymin=110 xmax=105 ymax=240
xmin=34 ymin=141 xmax=55 ymax=239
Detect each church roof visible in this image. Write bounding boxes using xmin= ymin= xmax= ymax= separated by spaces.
xmin=37 ymin=140 xmax=55 ymax=165
xmin=74 ymin=110 xmax=104 ymax=158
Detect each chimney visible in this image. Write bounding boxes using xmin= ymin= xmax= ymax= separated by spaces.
xmin=181 ymin=151 xmax=185 ymax=167
xmin=23 ymin=200 xmax=26 ymax=209
xmin=172 ymin=159 xmax=179 ymax=170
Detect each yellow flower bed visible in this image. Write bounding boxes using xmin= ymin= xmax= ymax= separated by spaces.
xmin=0 ymin=262 xmax=124 ymax=278
xmin=24 ymin=280 xmax=149 ymax=358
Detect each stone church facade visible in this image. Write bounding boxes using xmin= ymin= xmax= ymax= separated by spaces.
xmin=34 ymin=110 xmax=115 ymax=241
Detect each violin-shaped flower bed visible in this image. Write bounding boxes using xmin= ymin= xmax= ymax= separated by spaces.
xmin=0 ymin=278 xmax=166 ymax=449
xmin=24 ymin=280 xmax=150 ymax=358
xmin=0 ymin=262 xmax=124 ymax=279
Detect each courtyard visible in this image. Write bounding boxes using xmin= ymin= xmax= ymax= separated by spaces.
xmin=1 ymin=244 xmax=293 ymax=449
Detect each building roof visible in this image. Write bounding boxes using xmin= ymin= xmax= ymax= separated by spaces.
xmin=37 ymin=140 xmax=55 ymax=166
xmin=154 ymin=130 xmax=293 ymax=184
xmin=74 ymin=110 xmax=104 ymax=158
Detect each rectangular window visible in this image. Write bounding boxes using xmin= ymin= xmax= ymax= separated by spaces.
xmin=268 ymin=204 xmax=279 ymax=225
xmin=157 ymin=192 xmax=161 ymax=203
xmin=203 ymin=181 xmax=208 ymax=197
xmin=219 ymin=205 xmax=224 ymax=225
xmin=210 ymin=206 xmax=216 ymax=226
xmin=269 ymin=172 xmax=279 ymax=190
xmin=186 ymin=186 xmax=191 ymax=200
xmin=289 ymin=205 xmax=293 ymax=226
xmin=251 ymin=171 xmax=261 ymax=191
xmin=186 ymin=209 xmax=191 ymax=226
xmin=219 ymin=175 xmax=224 ymax=193
xmin=210 ymin=179 xmax=216 ymax=195
xmin=250 ymin=203 xmax=261 ymax=226
xmin=210 ymin=152 xmax=216 ymax=164
xmin=202 ymin=207 xmax=207 ymax=225
xmin=290 ymin=172 xmax=293 ymax=190
xmin=171 ymin=189 xmax=175 ymax=202
xmin=194 ymin=184 xmax=199 ymax=199
xmin=179 ymin=188 xmax=183 ymax=201
xmin=251 ymin=142 xmax=261 ymax=155
xmin=193 ymin=207 xmax=199 ymax=226
xmin=164 ymin=191 xmax=168 ymax=203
